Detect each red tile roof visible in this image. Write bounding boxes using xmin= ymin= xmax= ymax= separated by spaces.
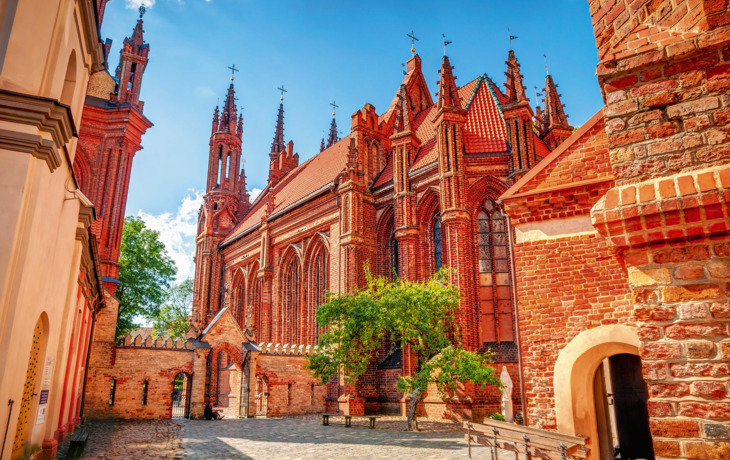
xmin=222 ymin=137 xmax=351 ymax=244
xmin=463 ymin=76 xmax=508 ymax=154
xmin=534 ymin=134 xmax=550 ymax=159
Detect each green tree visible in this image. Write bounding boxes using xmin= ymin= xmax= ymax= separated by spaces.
xmin=152 ymin=278 xmax=193 ymax=339
xmin=116 ymin=216 xmax=177 ymax=338
xmin=307 ymin=267 xmax=501 ymax=431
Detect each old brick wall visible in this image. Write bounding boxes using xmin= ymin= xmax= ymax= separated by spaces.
xmin=84 ymin=346 xmax=193 ymax=419
xmin=255 ymin=354 xmax=326 ymax=416
xmin=589 ymin=0 xmax=730 ymax=457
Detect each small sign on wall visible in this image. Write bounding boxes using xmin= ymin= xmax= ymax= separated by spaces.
xmin=35 ymin=357 xmax=53 ymax=425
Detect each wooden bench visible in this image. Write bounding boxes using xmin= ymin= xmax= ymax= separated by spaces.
xmin=322 ymin=413 xmax=379 ymax=429
xmin=67 ymin=428 xmax=89 ymax=458
xmin=464 ymin=420 xmax=588 ymax=460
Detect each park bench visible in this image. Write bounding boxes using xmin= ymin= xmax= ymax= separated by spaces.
xmin=464 ymin=420 xmax=588 ymax=460
xmin=67 ymin=427 xmax=90 ymax=458
xmin=322 ymin=413 xmax=379 ymax=429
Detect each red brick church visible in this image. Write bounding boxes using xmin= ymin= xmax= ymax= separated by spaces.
xmin=83 ymin=2 xmax=730 ymax=458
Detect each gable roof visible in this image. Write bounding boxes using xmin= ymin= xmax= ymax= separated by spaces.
xmin=500 ymin=109 xmax=609 ymax=201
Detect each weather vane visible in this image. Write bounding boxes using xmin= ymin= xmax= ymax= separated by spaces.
xmin=508 ymin=29 xmax=518 ymax=49
xmin=534 ymin=85 xmax=543 ymax=102
xmin=228 ymin=64 xmax=239 ymax=81
xmin=330 ymin=100 xmax=338 ymax=117
xmin=139 ymin=3 xmax=146 ymax=18
xmin=407 ymin=30 xmax=419 ymax=56
xmin=544 ymin=54 xmax=549 ymax=75
xmin=278 ymin=85 xmax=287 ymax=102
xmin=442 ymin=33 xmax=452 ymax=56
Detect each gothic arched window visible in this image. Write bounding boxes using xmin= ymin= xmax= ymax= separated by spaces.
xmin=391 ymin=231 xmax=399 ymax=277
xmin=282 ymin=257 xmax=300 ymax=344
xmin=433 ymin=216 xmax=443 ymax=271
xmin=476 ymin=199 xmax=514 ymax=344
xmin=310 ymin=246 xmax=328 ymax=344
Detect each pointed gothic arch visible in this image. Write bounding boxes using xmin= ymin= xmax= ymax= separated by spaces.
xmin=375 ymin=207 xmax=397 ymax=279
xmin=279 ymin=245 xmax=303 ymax=344
xmin=417 ymin=189 xmax=442 ymax=278
xmin=304 ymin=234 xmax=329 ymax=344
xmin=246 ymin=260 xmax=264 ymax=342
xmin=230 ymin=267 xmax=246 ymax=329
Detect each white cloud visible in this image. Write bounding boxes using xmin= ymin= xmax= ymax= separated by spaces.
xmin=195 ymin=86 xmax=217 ymax=100
xmin=249 ymin=187 xmax=262 ymax=202
xmin=125 ymin=0 xmax=156 ymax=9
xmin=138 ymin=190 xmax=202 ymax=282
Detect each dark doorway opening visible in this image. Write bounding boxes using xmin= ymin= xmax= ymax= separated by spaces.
xmin=594 ymin=353 xmax=654 ymax=460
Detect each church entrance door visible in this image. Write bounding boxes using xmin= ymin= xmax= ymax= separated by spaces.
xmin=594 ymin=354 xmax=654 ymax=460
xmin=171 ymin=372 xmax=191 ymax=418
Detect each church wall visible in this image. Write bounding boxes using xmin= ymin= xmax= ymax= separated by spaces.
xmin=589 ymin=0 xmax=730 ymax=457
xmin=0 ymin=1 xmax=104 ymax=458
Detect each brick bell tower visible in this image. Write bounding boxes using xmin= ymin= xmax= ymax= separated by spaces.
xmin=192 ymin=70 xmax=249 ymax=330
xmin=76 ymin=6 xmax=153 ymax=294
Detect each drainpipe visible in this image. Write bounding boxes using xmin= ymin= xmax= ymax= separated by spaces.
xmin=500 ymin=204 xmax=527 ymax=426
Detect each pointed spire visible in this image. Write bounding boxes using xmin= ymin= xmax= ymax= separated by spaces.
xmin=436 ymin=55 xmax=460 ymax=110
xmin=271 ymin=102 xmax=285 ymax=154
xmin=542 ymin=74 xmax=569 ymax=127
xmin=327 ymin=117 xmax=339 ymax=148
xmin=320 ymin=138 xmax=326 ymax=153
xmin=504 ymin=50 xmax=528 ymax=106
xmin=237 ymin=113 xmax=243 ymax=141
xmin=211 ymin=105 xmax=219 ymax=135
xmin=218 ymin=83 xmax=238 ymax=133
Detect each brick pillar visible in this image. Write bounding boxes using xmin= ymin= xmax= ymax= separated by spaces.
xmin=589 ymin=1 xmax=730 ymax=457
xmin=190 ymin=347 xmax=211 ymax=419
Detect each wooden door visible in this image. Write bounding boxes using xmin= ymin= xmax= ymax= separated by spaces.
xmin=11 ymin=320 xmax=43 ymax=460
xmin=609 ymin=353 xmax=655 ymax=460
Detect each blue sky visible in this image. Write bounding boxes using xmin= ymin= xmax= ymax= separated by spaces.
xmin=101 ymin=0 xmax=604 ymax=280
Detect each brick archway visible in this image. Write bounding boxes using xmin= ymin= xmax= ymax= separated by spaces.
xmin=554 ymin=325 xmax=640 ymax=456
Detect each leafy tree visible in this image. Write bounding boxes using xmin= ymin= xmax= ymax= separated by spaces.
xmin=116 ymin=216 xmax=176 ymax=338
xmin=307 ymin=266 xmax=501 ymax=431
xmin=152 ymin=278 xmax=193 ymax=339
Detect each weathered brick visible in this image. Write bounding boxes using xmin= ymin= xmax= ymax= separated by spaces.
xmin=665 ymin=323 xmax=725 ymax=339
xmin=642 ymin=341 xmax=682 ymax=359
xmin=662 ymin=284 xmax=721 ymax=302
xmin=684 ymin=441 xmax=730 ymax=460
xmin=674 ymin=265 xmax=706 ymax=280
xmin=649 ymin=419 xmax=699 ymax=437
xmin=666 ymin=97 xmax=720 ymax=119
xmin=686 ymin=340 xmax=715 ymax=359
xmin=690 ymin=381 xmax=726 ymax=399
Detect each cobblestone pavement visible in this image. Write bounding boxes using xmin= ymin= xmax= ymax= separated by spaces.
xmin=59 ymin=416 xmax=511 ymax=459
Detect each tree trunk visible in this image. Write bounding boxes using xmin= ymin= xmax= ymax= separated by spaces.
xmin=406 ymin=387 xmax=422 ymax=431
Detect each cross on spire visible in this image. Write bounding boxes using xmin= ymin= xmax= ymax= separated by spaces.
xmin=544 ymin=54 xmax=549 ymax=75
xmin=407 ymin=30 xmax=418 ymax=55
xmin=330 ymin=100 xmax=338 ymax=116
xmin=508 ymin=29 xmax=518 ymax=49
xmin=228 ymin=64 xmax=239 ymax=81
xmin=278 ymin=85 xmax=287 ymax=101
xmin=139 ymin=3 xmax=146 ymax=18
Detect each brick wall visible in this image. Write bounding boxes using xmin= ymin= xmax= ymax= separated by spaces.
xmin=84 ymin=347 xmax=193 ymax=419
xmin=588 ymin=0 xmax=730 ymax=457
xmin=255 ymin=354 xmax=326 ymax=416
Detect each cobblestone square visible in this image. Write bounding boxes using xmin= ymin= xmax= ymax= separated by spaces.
xmin=59 ymin=416 xmax=511 ymax=459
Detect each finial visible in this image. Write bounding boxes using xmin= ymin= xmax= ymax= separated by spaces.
xmin=544 ymin=54 xmax=549 ymax=75
xmin=228 ymin=63 xmax=239 ymax=81
xmin=508 ymin=29 xmax=518 ymax=49
xmin=139 ymin=3 xmax=146 ymax=19
xmin=278 ymin=85 xmax=287 ymax=102
xmin=442 ymin=33 xmax=452 ymax=56
xmin=407 ymin=30 xmax=418 ymax=56
xmin=330 ymin=100 xmax=338 ymax=117
xmin=534 ymin=85 xmax=543 ymax=103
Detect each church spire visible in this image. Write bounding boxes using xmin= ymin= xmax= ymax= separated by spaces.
xmin=542 ymin=74 xmax=569 ymax=127
xmin=271 ymin=103 xmax=285 ymax=154
xmin=436 ymin=55 xmax=460 ymax=109
xmin=326 ymin=101 xmax=339 ymax=148
xmin=218 ymin=82 xmax=238 ymax=133
xmin=503 ymin=50 xmax=528 ymax=106
xmin=113 ymin=5 xmax=150 ymax=111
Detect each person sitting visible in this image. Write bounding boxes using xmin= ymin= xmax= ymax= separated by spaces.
xmin=204 ymin=401 xmax=224 ymax=420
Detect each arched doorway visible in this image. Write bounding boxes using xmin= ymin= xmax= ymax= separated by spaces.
xmin=555 ymin=325 xmax=654 ymax=460
xmin=11 ymin=316 xmax=47 ymax=460
xmin=239 ymin=354 xmax=250 ymax=418
xmin=255 ymin=375 xmax=268 ymax=417
xmin=171 ymin=372 xmax=192 ymax=418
